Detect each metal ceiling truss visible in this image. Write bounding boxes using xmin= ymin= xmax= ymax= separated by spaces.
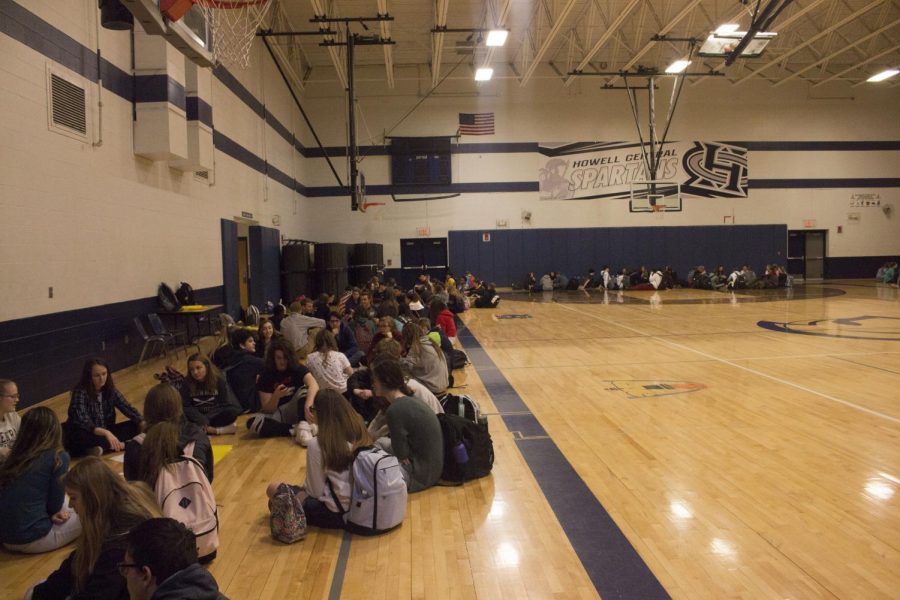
xmin=518 ymin=0 xmax=580 ymax=86
xmin=431 ymin=0 xmax=450 ymax=88
xmin=310 ymin=0 xmax=347 ymax=89
xmin=377 ymin=0 xmax=395 ymax=87
xmin=813 ymin=40 xmax=900 ymax=84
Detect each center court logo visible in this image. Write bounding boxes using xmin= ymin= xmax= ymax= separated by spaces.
xmin=605 ymin=381 xmax=706 ymax=399
xmin=757 ymin=315 xmax=900 ymax=341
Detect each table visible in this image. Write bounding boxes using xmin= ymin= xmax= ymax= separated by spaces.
xmin=157 ymin=304 xmax=224 ymax=343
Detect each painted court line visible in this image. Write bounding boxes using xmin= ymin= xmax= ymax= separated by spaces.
xmin=327 ymin=531 xmax=353 ymax=600
xmin=457 ymin=321 xmax=670 ymax=600
xmin=557 ymin=303 xmax=900 ymax=426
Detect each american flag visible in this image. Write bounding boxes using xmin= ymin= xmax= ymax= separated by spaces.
xmin=459 ymin=112 xmax=495 ymax=135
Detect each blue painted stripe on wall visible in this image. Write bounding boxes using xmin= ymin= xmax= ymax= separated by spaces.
xmin=733 ymin=140 xmax=900 ymax=151
xmin=134 ymin=74 xmax=186 ymax=111
xmin=750 ymin=178 xmax=900 ymax=188
xmin=0 ymin=0 xmax=98 ymax=81
xmin=457 ymin=324 xmax=670 ymax=600
xmin=186 ymin=97 xmax=213 ymax=127
xmin=266 ymin=162 xmax=295 ymax=190
xmin=303 ymin=181 xmax=539 ymax=197
xmin=264 ymin=108 xmax=295 ymax=147
xmin=212 ymin=64 xmax=264 ymax=118
xmin=99 ymin=57 xmax=133 ymax=102
xmin=213 ymin=130 xmax=266 ymax=174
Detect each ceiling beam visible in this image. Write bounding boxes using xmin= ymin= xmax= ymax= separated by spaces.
xmin=376 ymin=0 xmax=394 ymax=88
xmin=813 ymin=42 xmax=900 ymax=86
xmin=564 ymin=0 xmax=642 ymax=86
xmin=479 ymin=0 xmax=513 ymax=70
xmin=772 ymin=17 xmax=899 ymax=86
xmin=431 ymin=0 xmax=450 ymax=88
xmin=519 ymin=0 xmax=579 ymax=86
xmin=310 ymin=0 xmax=347 ymax=89
xmin=604 ymin=0 xmax=705 ymax=87
xmin=734 ymin=0 xmax=886 ymax=85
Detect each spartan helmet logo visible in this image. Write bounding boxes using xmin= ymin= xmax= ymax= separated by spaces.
xmin=539 ymin=158 xmax=575 ymax=200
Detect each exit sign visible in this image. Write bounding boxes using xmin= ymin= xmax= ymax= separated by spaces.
xmin=803 ymin=219 xmax=816 ymax=228
xmin=418 ymin=227 xmax=430 ymax=237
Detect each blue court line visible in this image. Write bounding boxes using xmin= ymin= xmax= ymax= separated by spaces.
xmin=327 ymin=531 xmax=353 ymax=600
xmin=457 ymin=322 xmax=670 ymax=600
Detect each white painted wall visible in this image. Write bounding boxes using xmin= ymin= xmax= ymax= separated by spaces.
xmin=1 ymin=4 xmax=898 ymax=322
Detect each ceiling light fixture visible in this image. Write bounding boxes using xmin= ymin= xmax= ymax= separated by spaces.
xmin=475 ymin=67 xmax=494 ymax=81
xmin=665 ymin=59 xmax=692 ymax=74
xmin=867 ymin=69 xmax=899 ymax=82
xmin=485 ymin=29 xmax=508 ymax=47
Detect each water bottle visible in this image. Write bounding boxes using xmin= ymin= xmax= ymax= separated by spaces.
xmin=452 ymin=441 xmax=469 ymax=464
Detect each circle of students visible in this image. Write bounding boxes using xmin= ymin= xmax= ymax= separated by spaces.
xmin=519 ymin=263 xmax=794 ymax=293
xmin=0 ymin=272 xmax=496 ymax=600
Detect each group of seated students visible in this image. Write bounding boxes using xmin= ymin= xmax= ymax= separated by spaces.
xmin=876 ymin=262 xmax=900 ymax=285
xmin=0 ymin=375 xmax=226 ymax=599
xmin=0 ymin=271 xmax=480 ymax=596
xmin=522 ymin=263 xmax=793 ymax=293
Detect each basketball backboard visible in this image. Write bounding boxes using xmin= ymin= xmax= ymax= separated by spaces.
xmin=629 ymin=180 xmax=682 ymax=213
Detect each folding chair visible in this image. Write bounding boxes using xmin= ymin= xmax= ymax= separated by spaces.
xmin=134 ymin=317 xmax=168 ymax=365
xmin=148 ymin=313 xmax=200 ymax=357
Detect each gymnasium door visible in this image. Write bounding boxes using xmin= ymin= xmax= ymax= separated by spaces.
xmin=400 ymin=238 xmax=447 ymax=289
xmin=787 ymin=230 xmax=827 ymax=280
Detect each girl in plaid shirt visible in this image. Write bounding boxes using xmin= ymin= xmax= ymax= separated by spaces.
xmin=63 ymin=359 xmax=142 ymax=457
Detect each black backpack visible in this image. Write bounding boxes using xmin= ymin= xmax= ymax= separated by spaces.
xmin=158 ymin=283 xmax=180 ymax=312
xmin=176 ymin=282 xmax=196 ymax=306
xmin=437 ymin=413 xmax=494 ymax=483
xmin=449 ymin=349 xmax=469 ymax=371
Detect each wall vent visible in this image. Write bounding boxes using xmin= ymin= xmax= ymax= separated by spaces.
xmin=194 ymin=169 xmax=214 ymax=184
xmin=47 ymin=68 xmax=89 ymax=142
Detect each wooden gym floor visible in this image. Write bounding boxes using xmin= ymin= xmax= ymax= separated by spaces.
xmin=2 ymin=280 xmax=898 ymax=599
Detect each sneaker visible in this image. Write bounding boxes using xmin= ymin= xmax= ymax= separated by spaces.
xmin=295 ymin=421 xmax=313 ymax=447
xmin=87 ymin=446 xmax=103 ymax=457
xmin=214 ymin=423 xmax=237 ymax=435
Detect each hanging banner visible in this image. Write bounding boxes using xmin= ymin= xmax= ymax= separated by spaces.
xmin=538 ymin=141 xmax=748 ymax=200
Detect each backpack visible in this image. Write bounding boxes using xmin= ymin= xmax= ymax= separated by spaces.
xmin=440 ymin=394 xmax=481 ymax=423
xmin=329 ymin=447 xmax=407 ymax=536
xmin=176 ymin=282 xmax=196 ymax=306
xmin=158 ymin=283 xmax=180 ymax=312
xmin=244 ymin=305 xmax=260 ymax=326
xmin=154 ymin=442 xmax=219 ymax=560
xmin=437 ymin=413 xmax=494 ymax=483
xmin=268 ymin=483 xmax=307 ymax=544
xmin=449 ymin=349 xmax=469 ymax=371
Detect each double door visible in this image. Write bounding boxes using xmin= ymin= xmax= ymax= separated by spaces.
xmin=400 ymin=237 xmax=448 ymax=289
xmin=787 ymin=230 xmax=826 ymax=280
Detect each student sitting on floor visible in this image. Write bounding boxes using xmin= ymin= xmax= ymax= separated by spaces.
xmin=125 ymin=383 xmax=213 ymax=484
xmin=0 ymin=378 xmax=21 ymax=461
xmin=266 ymin=389 xmax=372 ymax=530
xmin=122 ymin=518 xmax=227 ymax=600
xmin=212 ymin=329 xmax=264 ymax=413
xmin=325 ymin=311 xmax=364 ymax=367
xmin=180 ymin=354 xmax=241 ymax=436
xmin=63 ymin=358 xmax=143 ymax=457
xmin=0 ymin=407 xmax=82 ymax=554
xmin=428 ymin=299 xmax=457 ymax=341
xmin=248 ymin=339 xmax=319 ymax=438
xmin=366 ymin=316 xmax=402 ymax=366
xmin=254 ymin=317 xmax=282 ymax=360
xmin=25 ymin=457 xmax=160 ymax=600
xmin=305 ymin=330 xmax=353 ymax=396
xmin=369 ymin=357 xmax=443 ymax=493
xmin=400 ymin=323 xmax=449 ymax=396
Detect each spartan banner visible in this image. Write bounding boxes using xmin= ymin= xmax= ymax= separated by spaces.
xmin=538 ymin=141 xmax=749 ymax=200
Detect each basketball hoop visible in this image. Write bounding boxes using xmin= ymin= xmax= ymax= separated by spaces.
xmin=191 ymin=0 xmax=273 ymax=68
xmin=358 ymin=202 xmax=385 ymax=214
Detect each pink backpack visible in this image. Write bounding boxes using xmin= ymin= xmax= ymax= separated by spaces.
xmin=155 ymin=442 xmax=220 ymax=560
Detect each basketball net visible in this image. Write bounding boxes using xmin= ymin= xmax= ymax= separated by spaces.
xmin=193 ymin=0 xmax=274 ymax=68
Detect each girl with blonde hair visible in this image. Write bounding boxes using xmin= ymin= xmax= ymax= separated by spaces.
xmin=400 ymin=322 xmax=449 ymax=395
xmin=26 ymin=457 xmax=159 ymax=599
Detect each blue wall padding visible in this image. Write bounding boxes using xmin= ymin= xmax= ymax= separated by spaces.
xmin=249 ymin=225 xmax=282 ymax=308
xmin=448 ymin=225 xmax=788 ymax=286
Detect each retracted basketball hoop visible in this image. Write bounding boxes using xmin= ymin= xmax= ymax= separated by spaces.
xmin=161 ymin=0 xmax=273 ymax=68
xmin=358 ymin=202 xmax=386 ymax=214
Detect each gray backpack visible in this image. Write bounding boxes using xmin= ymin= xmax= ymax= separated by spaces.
xmin=329 ymin=447 xmax=407 ymax=535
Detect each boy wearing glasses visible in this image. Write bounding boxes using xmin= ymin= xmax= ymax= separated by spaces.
xmin=0 ymin=379 xmax=20 ymax=461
